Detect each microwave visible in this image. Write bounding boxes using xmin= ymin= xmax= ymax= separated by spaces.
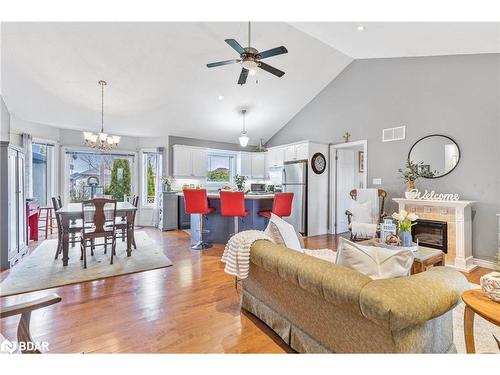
xmin=250 ymin=183 xmax=266 ymax=192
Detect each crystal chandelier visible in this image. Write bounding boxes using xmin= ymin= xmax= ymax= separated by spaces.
xmin=83 ymin=80 xmax=120 ymax=150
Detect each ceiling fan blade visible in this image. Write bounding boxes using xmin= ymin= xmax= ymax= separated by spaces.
xmin=206 ymin=59 xmax=241 ymax=68
xmin=258 ymin=62 xmax=285 ymax=77
xmin=238 ymin=68 xmax=249 ymax=85
xmin=258 ymin=46 xmax=288 ymax=59
xmin=225 ymin=39 xmax=245 ymax=55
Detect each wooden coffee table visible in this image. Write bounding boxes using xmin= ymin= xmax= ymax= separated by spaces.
xmin=462 ymin=289 xmax=500 ymax=353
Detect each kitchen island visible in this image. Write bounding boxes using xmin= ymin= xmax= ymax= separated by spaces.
xmin=178 ymin=192 xmax=274 ymax=244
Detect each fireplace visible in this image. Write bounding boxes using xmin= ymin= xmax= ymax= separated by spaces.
xmin=411 ymin=219 xmax=448 ymax=253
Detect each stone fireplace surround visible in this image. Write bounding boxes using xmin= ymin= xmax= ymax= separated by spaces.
xmin=393 ymin=198 xmax=476 ymax=272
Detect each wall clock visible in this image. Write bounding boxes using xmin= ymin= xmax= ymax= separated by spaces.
xmin=311 ymin=152 xmax=326 ymax=174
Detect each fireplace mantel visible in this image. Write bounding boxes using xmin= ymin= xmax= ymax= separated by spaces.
xmin=393 ymin=198 xmax=476 ymax=273
xmin=393 ymin=198 xmax=475 ymax=208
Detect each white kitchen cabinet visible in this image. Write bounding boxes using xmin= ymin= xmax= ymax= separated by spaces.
xmin=266 ymin=147 xmax=284 ymax=168
xmin=251 ymin=153 xmax=265 ymax=179
xmin=240 ymin=152 xmax=253 ymax=177
xmin=192 ymin=148 xmax=208 ymax=177
xmin=283 ymin=142 xmax=309 ymax=162
xmin=173 ymin=145 xmax=208 ymax=177
xmin=239 ymin=152 xmax=265 ymax=178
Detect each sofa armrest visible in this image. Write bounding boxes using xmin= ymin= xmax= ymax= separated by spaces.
xmin=359 ymin=267 xmax=469 ymax=331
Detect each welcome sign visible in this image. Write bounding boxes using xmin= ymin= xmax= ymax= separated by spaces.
xmin=409 ymin=189 xmax=460 ymax=201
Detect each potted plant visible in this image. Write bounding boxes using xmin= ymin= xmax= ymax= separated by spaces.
xmin=392 ymin=209 xmax=418 ymax=247
xmin=398 ymin=160 xmax=436 ymax=194
xmin=234 ymin=174 xmax=247 ymax=191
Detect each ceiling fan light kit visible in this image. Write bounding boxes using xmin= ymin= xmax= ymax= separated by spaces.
xmin=83 ymin=80 xmax=120 ymax=151
xmin=206 ymin=22 xmax=288 ymax=85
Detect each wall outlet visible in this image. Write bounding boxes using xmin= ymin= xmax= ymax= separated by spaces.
xmin=372 ymin=178 xmax=382 ymax=185
xmin=424 ymin=206 xmax=431 ymax=213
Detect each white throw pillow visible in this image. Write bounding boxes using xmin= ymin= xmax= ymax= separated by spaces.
xmin=336 ymin=238 xmax=414 ymax=279
xmin=264 ymin=213 xmax=303 ymax=252
xmin=351 ymin=200 xmax=373 ymax=224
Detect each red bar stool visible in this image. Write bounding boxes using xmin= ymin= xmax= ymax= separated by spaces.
xmin=220 ymin=191 xmax=249 ymax=235
xmin=183 ymin=189 xmax=215 ymax=250
xmin=258 ymin=192 xmax=294 ymax=218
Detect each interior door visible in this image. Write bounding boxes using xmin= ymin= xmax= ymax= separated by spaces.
xmin=335 ymin=149 xmax=355 ymax=234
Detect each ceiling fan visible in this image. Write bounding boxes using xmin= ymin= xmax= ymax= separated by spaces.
xmin=206 ymin=22 xmax=288 ymax=85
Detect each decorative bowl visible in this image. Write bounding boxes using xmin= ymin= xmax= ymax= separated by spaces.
xmin=480 ymin=272 xmax=500 ymax=302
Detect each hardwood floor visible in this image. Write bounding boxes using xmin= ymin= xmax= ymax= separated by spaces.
xmin=0 ymin=229 xmax=492 ymax=353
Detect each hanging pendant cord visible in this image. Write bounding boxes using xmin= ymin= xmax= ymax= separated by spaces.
xmin=242 ymin=109 xmax=246 ymax=132
xmin=248 ymin=21 xmax=251 ymax=48
xmin=100 ymin=81 xmax=104 ymax=133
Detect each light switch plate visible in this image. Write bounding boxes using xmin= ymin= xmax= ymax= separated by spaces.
xmin=372 ymin=178 xmax=382 ymax=185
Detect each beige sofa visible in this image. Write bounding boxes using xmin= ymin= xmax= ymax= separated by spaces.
xmin=241 ymin=240 xmax=469 ymax=353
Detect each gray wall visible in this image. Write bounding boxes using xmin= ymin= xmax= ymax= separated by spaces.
xmin=168 ymin=135 xmax=256 ymax=175
xmin=267 ymin=54 xmax=500 ymax=262
xmin=0 ymin=96 xmax=10 ymax=141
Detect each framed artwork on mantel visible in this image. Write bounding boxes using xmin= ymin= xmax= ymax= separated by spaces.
xmin=358 ymin=151 xmax=365 ymax=173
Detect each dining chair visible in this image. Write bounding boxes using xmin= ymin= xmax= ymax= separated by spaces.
xmin=80 ymin=198 xmax=118 ymax=268
xmin=115 ymin=195 xmax=139 ymax=249
xmin=52 ymin=197 xmax=82 ymax=260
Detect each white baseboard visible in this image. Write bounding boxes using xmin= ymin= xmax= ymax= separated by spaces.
xmin=473 ymin=258 xmax=497 ymax=270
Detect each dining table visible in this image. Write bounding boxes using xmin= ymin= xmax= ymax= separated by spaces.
xmin=56 ymin=202 xmax=138 ymax=266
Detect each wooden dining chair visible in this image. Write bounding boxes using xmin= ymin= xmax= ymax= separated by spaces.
xmin=115 ymin=195 xmax=139 ymax=249
xmin=52 ymin=197 xmax=82 ymax=260
xmin=0 ymin=294 xmax=62 ymax=354
xmin=80 ymin=198 xmax=118 ymax=268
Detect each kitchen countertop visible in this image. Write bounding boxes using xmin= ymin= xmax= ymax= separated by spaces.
xmin=176 ymin=191 xmax=275 ymax=200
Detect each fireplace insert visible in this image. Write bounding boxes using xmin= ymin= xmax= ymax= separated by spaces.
xmin=411 ymin=219 xmax=448 ymax=253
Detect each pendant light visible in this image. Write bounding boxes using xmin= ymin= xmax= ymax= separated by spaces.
xmin=83 ymin=80 xmax=120 ymax=150
xmin=238 ymin=109 xmax=249 ymax=147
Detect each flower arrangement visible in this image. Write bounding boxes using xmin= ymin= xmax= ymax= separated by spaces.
xmin=398 ymin=160 xmax=436 ymax=191
xmin=392 ymin=209 xmax=419 ymax=247
xmin=392 ymin=209 xmax=418 ymax=232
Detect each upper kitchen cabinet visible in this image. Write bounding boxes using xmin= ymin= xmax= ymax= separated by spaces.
xmin=266 ymin=147 xmax=284 ymax=168
xmin=239 ymin=152 xmax=266 ymax=179
xmin=283 ymin=142 xmax=309 ymax=162
xmin=173 ymin=145 xmax=208 ymax=177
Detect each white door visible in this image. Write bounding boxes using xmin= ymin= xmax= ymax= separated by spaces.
xmin=251 ymin=153 xmax=265 ymax=178
xmin=191 ymin=149 xmax=208 ymax=177
xmin=240 ymin=152 xmax=252 ymax=177
xmin=173 ymin=147 xmax=192 ymax=177
xmin=335 ymin=149 xmax=355 ymax=234
xmin=295 ymin=143 xmax=309 ymax=160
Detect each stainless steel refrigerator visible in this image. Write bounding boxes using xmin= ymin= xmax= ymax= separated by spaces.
xmin=282 ymin=160 xmax=307 ymax=235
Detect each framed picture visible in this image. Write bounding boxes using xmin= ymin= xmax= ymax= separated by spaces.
xmin=358 ymin=151 xmax=365 ymax=173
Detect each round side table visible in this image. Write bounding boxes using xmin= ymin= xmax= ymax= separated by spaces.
xmin=462 ymin=289 xmax=500 ymax=353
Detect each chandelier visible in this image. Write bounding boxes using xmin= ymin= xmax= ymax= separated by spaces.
xmin=83 ymin=80 xmax=120 ymax=150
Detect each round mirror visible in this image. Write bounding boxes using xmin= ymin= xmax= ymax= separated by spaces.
xmin=408 ymin=135 xmax=460 ymax=178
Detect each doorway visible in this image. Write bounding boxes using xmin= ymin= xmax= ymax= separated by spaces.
xmin=329 ymin=140 xmax=367 ymax=235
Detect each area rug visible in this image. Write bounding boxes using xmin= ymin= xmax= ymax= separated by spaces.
xmin=0 ymin=231 xmax=172 ymax=297
xmin=452 ymin=283 xmax=500 ymax=353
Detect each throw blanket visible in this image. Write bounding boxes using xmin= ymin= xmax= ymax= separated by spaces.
xmin=356 ymin=188 xmax=379 ymax=224
xmin=351 ymin=221 xmax=377 ymax=238
xmin=221 ymin=230 xmax=274 ymax=279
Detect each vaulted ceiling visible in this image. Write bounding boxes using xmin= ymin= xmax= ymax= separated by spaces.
xmin=1 ymin=22 xmax=499 ymax=143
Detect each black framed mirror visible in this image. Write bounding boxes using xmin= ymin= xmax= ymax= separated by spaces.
xmin=408 ymin=135 xmax=460 ymax=178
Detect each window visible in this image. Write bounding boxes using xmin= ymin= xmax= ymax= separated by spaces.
xmin=66 ymin=151 xmax=133 ymax=202
xmin=32 ymin=142 xmax=55 ymax=206
xmin=142 ymin=151 xmax=161 ymax=206
xmin=207 ymin=153 xmax=234 ymax=184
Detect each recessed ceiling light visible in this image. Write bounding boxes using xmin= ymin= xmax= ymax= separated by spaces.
xmin=218 ymin=95 xmax=224 ymax=101
xmin=357 ymin=25 xmax=365 ymax=32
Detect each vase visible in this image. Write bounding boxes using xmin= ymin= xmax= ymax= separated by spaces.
xmin=399 ymin=231 xmax=413 ymax=247
xmin=406 ymin=180 xmax=416 ymax=192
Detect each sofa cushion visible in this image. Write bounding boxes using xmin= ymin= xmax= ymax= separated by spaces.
xmin=336 ymin=237 xmax=414 ymax=279
xmin=264 ymin=213 xmax=303 ymax=252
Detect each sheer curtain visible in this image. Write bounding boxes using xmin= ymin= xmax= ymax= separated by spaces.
xmin=152 ymin=147 xmax=164 ymax=227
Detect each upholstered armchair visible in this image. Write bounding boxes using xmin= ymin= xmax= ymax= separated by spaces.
xmin=345 ymin=189 xmax=387 ymax=241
